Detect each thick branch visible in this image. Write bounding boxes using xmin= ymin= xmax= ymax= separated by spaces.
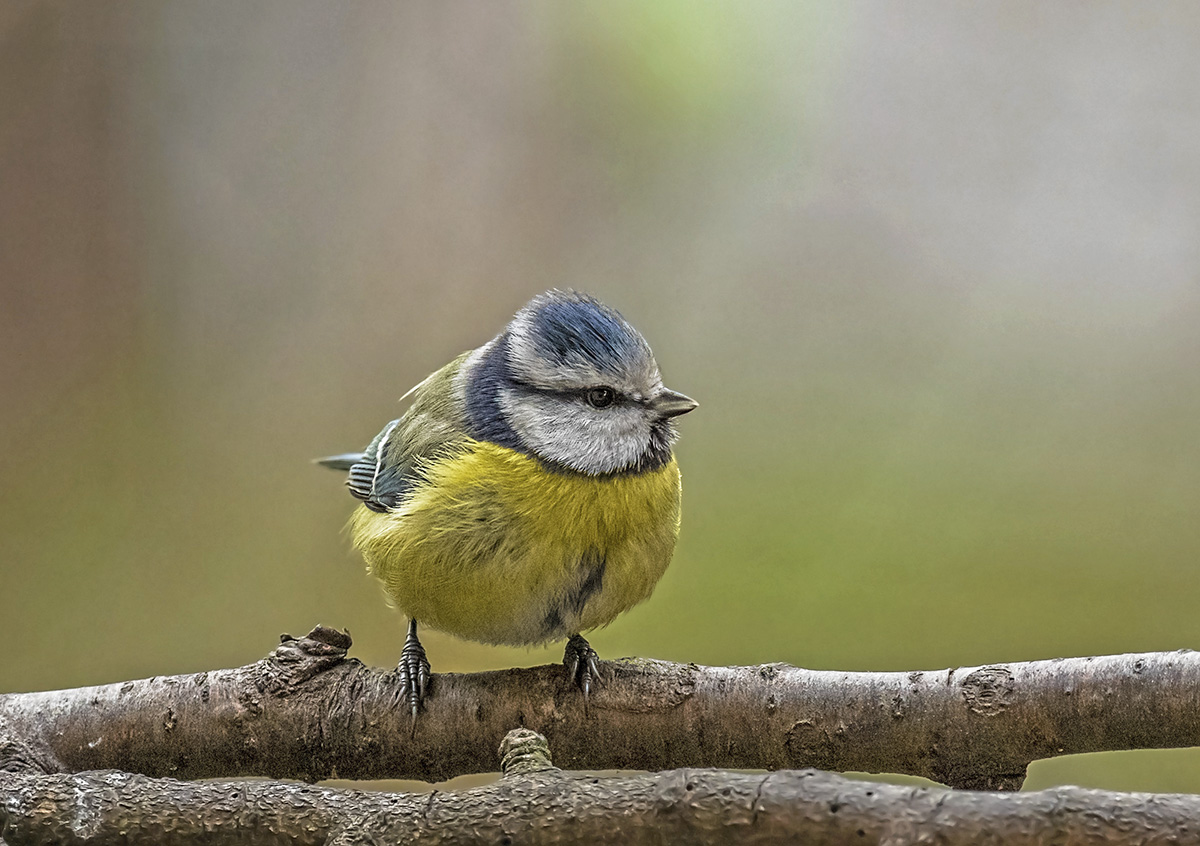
xmin=3 ymin=627 xmax=1200 ymax=789
xmin=3 ymin=744 xmax=1198 ymax=846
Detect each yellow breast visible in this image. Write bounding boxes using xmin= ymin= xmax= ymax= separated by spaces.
xmin=350 ymin=440 xmax=682 ymax=646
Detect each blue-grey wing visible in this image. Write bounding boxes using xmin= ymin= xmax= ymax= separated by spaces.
xmin=317 ymin=418 xmax=415 ymax=513
xmin=348 ymin=418 xmax=414 ymax=513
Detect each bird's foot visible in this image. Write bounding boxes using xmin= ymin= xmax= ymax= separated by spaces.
xmin=563 ymin=633 xmax=602 ymax=713
xmin=399 ymin=619 xmax=431 ymax=731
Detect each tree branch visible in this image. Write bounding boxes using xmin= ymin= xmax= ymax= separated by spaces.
xmin=2 ymin=729 xmax=1197 ymax=846
xmin=4 ymin=626 xmax=1200 ymax=790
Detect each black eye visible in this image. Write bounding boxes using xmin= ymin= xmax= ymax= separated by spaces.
xmin=586 ymin=387 xmax=616 ymax=408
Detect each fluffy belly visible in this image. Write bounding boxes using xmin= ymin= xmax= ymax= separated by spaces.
xmin=350 ymin=441 xmax=682 ymax=646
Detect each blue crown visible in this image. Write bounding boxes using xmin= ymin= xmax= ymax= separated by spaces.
xmin=529 ymin=294 xmax=643 ymax=377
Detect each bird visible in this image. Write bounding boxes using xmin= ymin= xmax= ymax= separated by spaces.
xmin=319 ymin=290 xmax=697 ymax=720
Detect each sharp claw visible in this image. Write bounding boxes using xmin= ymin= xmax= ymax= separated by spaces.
xmin=399 ymin=619 xmax=431 ymax=730
xmin=563 ymin=634 xmax=602 ymax=715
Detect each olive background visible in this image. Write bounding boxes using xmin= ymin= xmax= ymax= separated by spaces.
xmin=2 ymin=2 xmax=1199 ymax=793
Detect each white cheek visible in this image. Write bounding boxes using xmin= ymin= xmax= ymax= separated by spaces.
xmin=499 ymin=390 xmax=648 ymax=475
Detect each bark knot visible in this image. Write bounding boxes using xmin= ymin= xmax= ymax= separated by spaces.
xmin=961 ymin=666 xmax=1015 ymax=717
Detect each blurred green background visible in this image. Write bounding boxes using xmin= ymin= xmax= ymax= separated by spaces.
xmin=2 ymin=2 xmax=1199 ymax=793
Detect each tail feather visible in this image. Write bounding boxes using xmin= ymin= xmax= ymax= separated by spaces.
xmin=315 ymin=453 xmax=364 ymax=472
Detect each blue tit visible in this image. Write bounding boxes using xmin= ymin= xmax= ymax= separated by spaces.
xmin=319 ymin=290 xmax=696 ymax=718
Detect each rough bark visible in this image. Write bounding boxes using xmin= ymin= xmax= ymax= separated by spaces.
xmin=2 ymin=729 xmax=1197 ymax=846
xmin=3 ymin=626 xmax=1200 ymax=790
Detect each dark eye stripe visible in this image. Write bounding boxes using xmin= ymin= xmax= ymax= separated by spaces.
xmin=509 ymin=377 xmax=632 ymax=408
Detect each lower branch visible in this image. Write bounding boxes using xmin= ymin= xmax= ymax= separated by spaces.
xmin=4 ymin=626 xmax=1200 ymax=789
xmin=2 ymin=730 xmax=1197 ymax=846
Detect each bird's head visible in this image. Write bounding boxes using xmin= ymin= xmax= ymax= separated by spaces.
xmin=469 ymin=290 xmax=696 ymax=476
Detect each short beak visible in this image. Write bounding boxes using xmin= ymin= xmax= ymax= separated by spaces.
xmin=652 ymin=389 xmax=698 ymax=418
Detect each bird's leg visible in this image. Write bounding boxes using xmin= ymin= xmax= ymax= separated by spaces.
xmin=399 ymin=618 xmax=431 ymax=728
xmin=563 ymin=633 xmax=602 ymax=713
